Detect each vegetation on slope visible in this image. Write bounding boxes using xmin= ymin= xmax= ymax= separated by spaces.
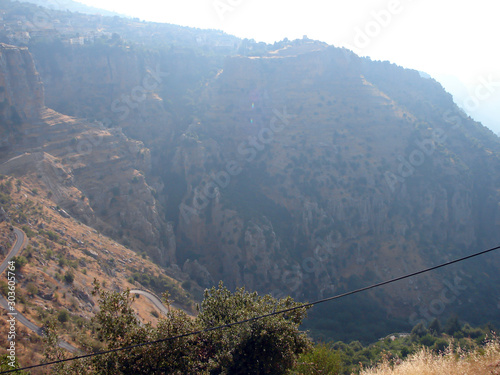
xmin=0 ymin=174 xmax=197 ymax=370
xmin=44 ymin=281 xmax=310 ymax=374
xmin=292 ymin=317 xmax=498 ymax=374
xmin=39 ymin=284 xmax=499 ymax=375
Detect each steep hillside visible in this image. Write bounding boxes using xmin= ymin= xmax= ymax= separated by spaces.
xmin=28 ymin=41 xmax=215 ymax=146
xmin=0 ymin=41 xmax=183 ymax=269
xmin=29 ymin=40 xmax=500 ymax=341
xmin=164 ymin=44 xmax=500 ymax=340
xmin=0 ymin=173 xmax=196 ymax=371
xmin=0 ymin=0 xmax=499 ymax=344
xmin=0 ymin=43 xmax=197 ymax=368
xmin=0 ymin=105 xmax=176 ymax=260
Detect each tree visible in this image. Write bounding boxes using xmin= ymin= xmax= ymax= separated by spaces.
xmin=411 ymin=322 xmax=427 ymax=338
xmin=196 ymin=282 xmax=311 ymax=374
xmin=26 ymin=282 xmax=38 ymax=297
xmin=64 ymin=271 xmax=74 ymax=284
xmin=401 ymin=346 xmax=410 ymax=358
xmin=11 ymin=256 xmax=27 ymax=271
xmin=290 ymin=343 xmax=342 ymax=375
xmin=428 ymin=318 xmax=441 ymax=336
xmin=43 ymin=317 xmax=74 ymax=374
xmin=0 ymin=354 xmax=29 ymax=374
xmin=444 ymin=315 xmax=461 ymax=335
xmin=433 ymin=338 xmax=449 ymax=353
xmin=58 ymin=309 xmax=70 ymax=323
xmin=45 ymin=280 xmax=311 ymax=374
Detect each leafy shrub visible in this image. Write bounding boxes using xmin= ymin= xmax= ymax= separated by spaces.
xmin=64 ymin=271 xmax=75 ymax=284
xmin=26 ymin=282 xmax=38 ymax=297
xmin=43 ymin=281 xmax=311 ymax=375
xmin=21 ymin=225 xmax=36 ymax=238
xmin=291 ymin=343 xmax=342 ymax=374
xmin=57 ymin=309 xmax=70 ymax=323
xmin=11 ymin=255 xmax=27 ymax=271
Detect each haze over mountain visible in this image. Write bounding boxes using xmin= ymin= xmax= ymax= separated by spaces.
xmin=18 ymin=0 xmax=126 ymax=17
xmin=16 ymin=0 xmax=500 ymax=135
xmin=436 ymin=73 xmax=500 ymax=137
xmin=68 ymin=0 xmax=500 ymax=135
xmin=0 ymin=0 xmax=499 ymax=346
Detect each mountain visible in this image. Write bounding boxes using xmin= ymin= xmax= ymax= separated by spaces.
xmin=0 ymin=0 xmax=499 ymax=343
xmin=436 ymin=73 xmax=500 ymax=135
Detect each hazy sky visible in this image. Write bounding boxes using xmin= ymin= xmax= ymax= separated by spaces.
xmin=76 ymin=0 xmax=500 ymax=133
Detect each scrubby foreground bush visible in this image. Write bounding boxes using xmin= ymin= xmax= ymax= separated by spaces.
xmin=44 ymin=280 xmax=311 ymax=374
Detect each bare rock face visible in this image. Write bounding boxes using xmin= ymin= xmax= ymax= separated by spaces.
xmin=182 ymin=259 xmax=214 ymax=288
xmin=0 ymin=43 xmax=44 ymax=121
xmin=169 ymin=45 xmax=500 ymax=312
xmin=2 ymin=34 xmax=499 ymax=329
xmin=29 ymin=44 xmax=176 ymax=145
xmin=0 ymin=43 xmax=45 ymax=149
xmin=0 ymin=206 xmax=8 ymax=222
xmin=0 ymin=45 xmax=174 ymax=268
xmin=162 ymin=222 xmax=177 ymax=265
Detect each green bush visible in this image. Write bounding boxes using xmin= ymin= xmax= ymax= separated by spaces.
xmin=0 ymin=354 xmax=28 ymax=373
xmin=64 ymin=271 xmax=75 ymax=284
xmin=57 ymin=309 xmax=70 ymax=323
xmin=21 ymin=225 xmax=36 ymax=238
xmin=44 ymin=281 xmax=311 ymax=375
xmin=26 ymin=282 xmax=38 ymax=297
xmin=420 ymin=333 xmax=437 ymax=347
xmin=291 ymin=343 xmax=342 ymax=374
xmin=11 ymin=255 xmax=28 ymax=271
xmin=433 ymin=338 xmax=449 ymax=353
xmin=45 ymin=230 xmax=59 ymax=241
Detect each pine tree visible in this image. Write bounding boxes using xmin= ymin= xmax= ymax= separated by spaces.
xmin=428 ymin=318 xmax=441 ymax=336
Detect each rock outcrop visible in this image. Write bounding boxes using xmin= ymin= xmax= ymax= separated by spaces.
xmin=1 ymin=29 xmax=499 ymax=333
xmin=0 ymin=44 xmax=175 ymax=267
xmin=168 ymin=44 xmax=500 ymax=316
xmin=0 ymin=43 xmax=44 ymax=121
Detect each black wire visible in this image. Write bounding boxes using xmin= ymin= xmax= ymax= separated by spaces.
xmin=2 ymin=244 xmax=499 ymax=374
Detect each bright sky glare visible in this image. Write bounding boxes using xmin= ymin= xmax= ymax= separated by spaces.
xmin=77 ymin=0 xmax=500 ymax=133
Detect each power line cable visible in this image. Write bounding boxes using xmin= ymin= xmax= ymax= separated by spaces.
xmin=2 ymin=244 xmax=499 ymax=374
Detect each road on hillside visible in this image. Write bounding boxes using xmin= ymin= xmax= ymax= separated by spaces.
xmin=0 ymin=227 xmax=25 ymax=274
xmin=0 ymin=227 xmax=80 ymax=353
xmin=0 ymin=228 xmax=189 ymax=355
xmin=130 ymin=289 xmax=172 ymax=315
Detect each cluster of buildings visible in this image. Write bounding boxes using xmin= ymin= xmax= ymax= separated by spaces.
xmin=0 ymin=10 xmax=111 ymax=46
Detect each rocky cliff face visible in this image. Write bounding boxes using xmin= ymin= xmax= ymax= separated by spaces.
xmin=0 ymin=43 xmax=44 ymax=119
xmin=29 ymin=43 xmax=174 ymax=141
xmin=0 ymin=43 xmax=44 ymax=147
xmin=2 ymin=31 xmax=500 ymax=338
xmin=28 ymin=43 xmax=219 ymax=147
xmin=0 ymin=44 xmax=176 ymax=267
xmin=166 ymin=44 xmax=500 ymax=321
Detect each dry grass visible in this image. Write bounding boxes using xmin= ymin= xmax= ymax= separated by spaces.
xmin=361 ymin=338 xmax=500 ymax=375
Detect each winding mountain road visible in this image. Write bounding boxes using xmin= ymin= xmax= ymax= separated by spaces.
xmin=0 ymin=227 xmax=26 ymax=273
xmin=0 ymin=227 xmax=80 ymax=353
xmin=130 ymin=289 xmax=171 ymax=315
xmin=0 ymin=227 xmax=181 ymax=356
